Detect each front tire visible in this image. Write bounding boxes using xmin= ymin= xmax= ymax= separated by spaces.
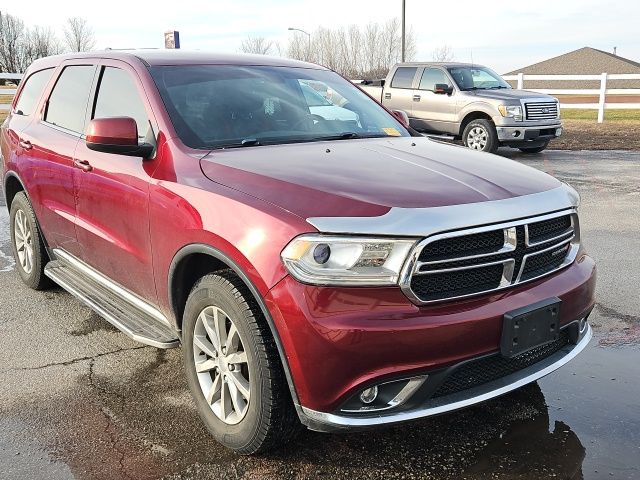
xmin=462 ymin=119 xmax=499 ymax=153
xmin=9 ymin=191 xmax=52 ymax=290
xmin=182 ymin=271 xmax=299 ymax=454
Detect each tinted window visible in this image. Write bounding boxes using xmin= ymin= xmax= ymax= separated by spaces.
xmin=419 ymin=68 xmax=451 ymax=91
xmin=45 ymin=65 xmax=95 ymax=134
xmin=94 ymin=67 xmax=150 ymax=139
xmin=14 ymin=68 xmax=54 ymax=116
xmin=390 ymin=67 xmax=417 ymax=89
xmin=447 ymin=66 xmax=510 ymax=91
xmin=150 ymin=65 xmax=409 ymax=150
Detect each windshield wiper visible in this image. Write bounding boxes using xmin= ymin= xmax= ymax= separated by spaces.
xmin=209 ymin=138 xmax=262 ymax=149
xmin=318 ymin=132 xmax=389 ymax=141
xmin=488 ymin=86 xmax=509 ymax=89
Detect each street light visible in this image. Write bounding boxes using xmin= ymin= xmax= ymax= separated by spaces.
xmin=288 ymin=27 xmax=311 ymax=59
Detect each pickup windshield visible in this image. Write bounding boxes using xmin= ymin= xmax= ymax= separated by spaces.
xmin=150 ymin=65 xmax=409 ymax=149
xmin=447 ymin=66 xmax=511 ymax=91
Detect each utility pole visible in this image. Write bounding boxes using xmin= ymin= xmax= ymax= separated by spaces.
xmin=401 ymin=0 xmax=406 ymax=62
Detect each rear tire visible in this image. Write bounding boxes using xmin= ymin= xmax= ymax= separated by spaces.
xmin=462 ymin=119 xmax=499 ymax=153
xmin=182 ymin=271 xmax=299 ymax=454
xmin=518 ymin=142 xmax=549 ymax=154
xmin=9 ymin=191 xmax=52 ymax=290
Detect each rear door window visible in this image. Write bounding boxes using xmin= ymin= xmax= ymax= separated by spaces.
xmin=93 ymin=67 xmax=150 ymax=140
xmin=14 ymin=68 xmax=54 ymax=116
xmin=44 ymin=65 xmax=96 ymax=134
xmin=390 ymin=67 xmax=418 ymax=89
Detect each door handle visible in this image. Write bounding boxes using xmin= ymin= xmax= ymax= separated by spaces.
xmin=73 ymin=159 xmax=93 ymax=172
xmin=384 ymin=93 xmax=392 ymax=99
xmin=19 ymin=139 xmax=32 ymax=150
xmin=413 ymin=95 xmax=421 ymax=102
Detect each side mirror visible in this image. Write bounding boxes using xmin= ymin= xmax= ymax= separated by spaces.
xmin=434 ymin=83 xmax=453 ymax=95
xmin=391 ymin=109 xmax=410 ymax=128
xmin=85 ymin=117 xmax=154 ymax=158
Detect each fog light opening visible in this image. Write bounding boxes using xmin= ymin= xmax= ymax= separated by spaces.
xmin=360 ymin=386 xmax=379 ymax=404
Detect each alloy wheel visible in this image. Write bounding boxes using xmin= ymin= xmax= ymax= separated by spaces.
xmin=467 ymin=126 xmax=488 ymax=150
xmin=193 ymin=305 xmax=251 ymax=425
xmin=13 ymin=209 xmax=34 ymax=274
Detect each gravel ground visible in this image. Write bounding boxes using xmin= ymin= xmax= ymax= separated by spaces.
xmin=551 ymin=120 xmax=640 ymax=150
xmin=0 ymin=150 xmax=639 ymax=480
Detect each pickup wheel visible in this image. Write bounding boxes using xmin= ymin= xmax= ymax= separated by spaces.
xmin=182 ymin=271 xmax=299 ymax=454
xmin=462 ymin=119 xmax=499 ymax=153
xmin=9 ymin=192 xmax=52 ymax=290
xmin=518 ymin=142 xmax=549 ymax=154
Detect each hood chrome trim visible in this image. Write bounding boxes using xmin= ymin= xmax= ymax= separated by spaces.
xmin=306 ymin=184 xmax=579 ymax=237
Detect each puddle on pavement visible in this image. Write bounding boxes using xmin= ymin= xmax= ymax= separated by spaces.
xmin=2 ymin=326 xmax=638 ymax=479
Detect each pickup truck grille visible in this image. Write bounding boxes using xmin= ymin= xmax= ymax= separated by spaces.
xmin=525 ymin=102 xmax=559 ymax=120
xmin=405 ymin=212 xmax=578 ymax=303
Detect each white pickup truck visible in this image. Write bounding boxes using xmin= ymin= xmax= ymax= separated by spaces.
xmin=358 ymin=62 xmax=563 ymax=153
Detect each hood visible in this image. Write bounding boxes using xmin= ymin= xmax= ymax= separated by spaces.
xmin=199 ymin=137 xmax=560 ymax=220
xmin=467 ymin=89 xmax=557 ymax=102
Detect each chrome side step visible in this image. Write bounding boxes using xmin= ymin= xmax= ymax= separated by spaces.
xmin=44 ymin=250 xmax=179 ymax=349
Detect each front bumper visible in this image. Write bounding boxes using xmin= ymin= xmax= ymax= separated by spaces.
xmin=266 ymin=252 xmax=596 ymax=430
xmin=302 ymin=322 xmax=591 ymax=431
xmin=496 ymin=123 xmax=562 ymax=143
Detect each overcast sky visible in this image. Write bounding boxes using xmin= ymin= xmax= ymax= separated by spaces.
xmin=5 ymin=0 xmax=640 ymax=73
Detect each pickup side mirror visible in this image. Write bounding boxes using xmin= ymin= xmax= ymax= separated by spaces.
xmin=434 ymin=83 xmax=453 ymax=95
xmin=85 ymin=117 xmax=154 ymax=158
xmin=391 ymin=109 xmax=410 ymax=128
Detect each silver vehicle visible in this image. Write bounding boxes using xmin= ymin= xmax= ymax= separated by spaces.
xmin=359 ymin=62 xmax=562 ymax=154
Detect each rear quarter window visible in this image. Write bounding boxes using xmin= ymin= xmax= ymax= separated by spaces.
xmin=44 ymin=65 xmax=96 ymax=134
xmin=14 ymin=68 xmax=54 ymax=116
xmin=390 ymin=67 xmax=418 ymax=89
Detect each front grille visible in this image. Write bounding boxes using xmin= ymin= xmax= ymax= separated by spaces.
xmin=418 ymin=229 xmax=504 ymax=262
xmin=520 ymin=243 xmax=570 ymax=281
xmin=411 ymin=264 xmax=503 ymax=302
xmin=407 ymin=213 xmax=576 ymax=303
xmin=528 ymin=215 xmax=572 ymax=244
xmin=432 ymin=329 xmax=570 ymax=398
xmin=525 ymin=102 xmax=559 ymax=120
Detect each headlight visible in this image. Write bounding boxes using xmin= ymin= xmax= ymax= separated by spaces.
xmin=281 ymin=235 xmax=417 ymax=286
xmin=498 ymin=105 xmax=523 ymax=121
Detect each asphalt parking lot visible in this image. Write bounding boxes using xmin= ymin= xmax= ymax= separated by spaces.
xmin=1 ymin=149 xmax=639 ymax=480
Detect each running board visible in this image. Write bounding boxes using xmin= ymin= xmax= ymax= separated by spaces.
xmin=44 ymin=250 xmax=179 ymax=349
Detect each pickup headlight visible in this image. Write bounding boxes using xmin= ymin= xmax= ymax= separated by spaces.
xmin=281 ymin=235 xmax=417 ymax=286
xmin=498 ymin=105 xmax=523 ymax=121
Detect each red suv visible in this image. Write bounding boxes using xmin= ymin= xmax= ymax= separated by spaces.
xmin=1 ymin=51 xmax=595 ymax=454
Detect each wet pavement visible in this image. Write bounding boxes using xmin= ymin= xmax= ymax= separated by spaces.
xmin=0 ymin=149 xmax=639 ymax=479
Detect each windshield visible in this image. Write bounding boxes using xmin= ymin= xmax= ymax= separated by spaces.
xmin=150 ymin=65 xmax=410 ymax=149
xmin=447 ymin=66 xmax=511 ymax=91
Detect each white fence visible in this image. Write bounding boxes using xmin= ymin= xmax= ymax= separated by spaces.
xmin=0 ymin=73 xmax=22 ymax=110
xmin=502 ymin=73 xmax=640 ymax=123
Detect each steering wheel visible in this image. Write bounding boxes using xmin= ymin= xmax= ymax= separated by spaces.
xmin=291 ymin=114 xmax=327 ymax=131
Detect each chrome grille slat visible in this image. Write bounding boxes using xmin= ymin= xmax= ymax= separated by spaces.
xmin=400 ymin=210 xmax=579 ymax=304
xmin=525 ymin=102 xmax=559 ymax=121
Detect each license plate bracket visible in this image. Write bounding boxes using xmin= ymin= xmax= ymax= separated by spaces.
xmin=501 ymin=297 xmax=562 ymax=358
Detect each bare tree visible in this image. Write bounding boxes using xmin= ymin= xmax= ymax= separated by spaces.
xmin=25 ymin=26 xmax=62 ymax=63
xmin=0 ymin=12 xmax=26 ymax=73
xmin=64 ymin=17 xmax=96 ymax=52
xmin=239 ymin=36 xmax=276 ymax=55
xmin=286 ymin=19 xmax=416 ymax=78
xmin=432 ymin=45 xmax=454 ymax=62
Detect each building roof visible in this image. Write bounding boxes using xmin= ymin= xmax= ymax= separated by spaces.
xmin=505 ymin=47 xmax=640 ymax=89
